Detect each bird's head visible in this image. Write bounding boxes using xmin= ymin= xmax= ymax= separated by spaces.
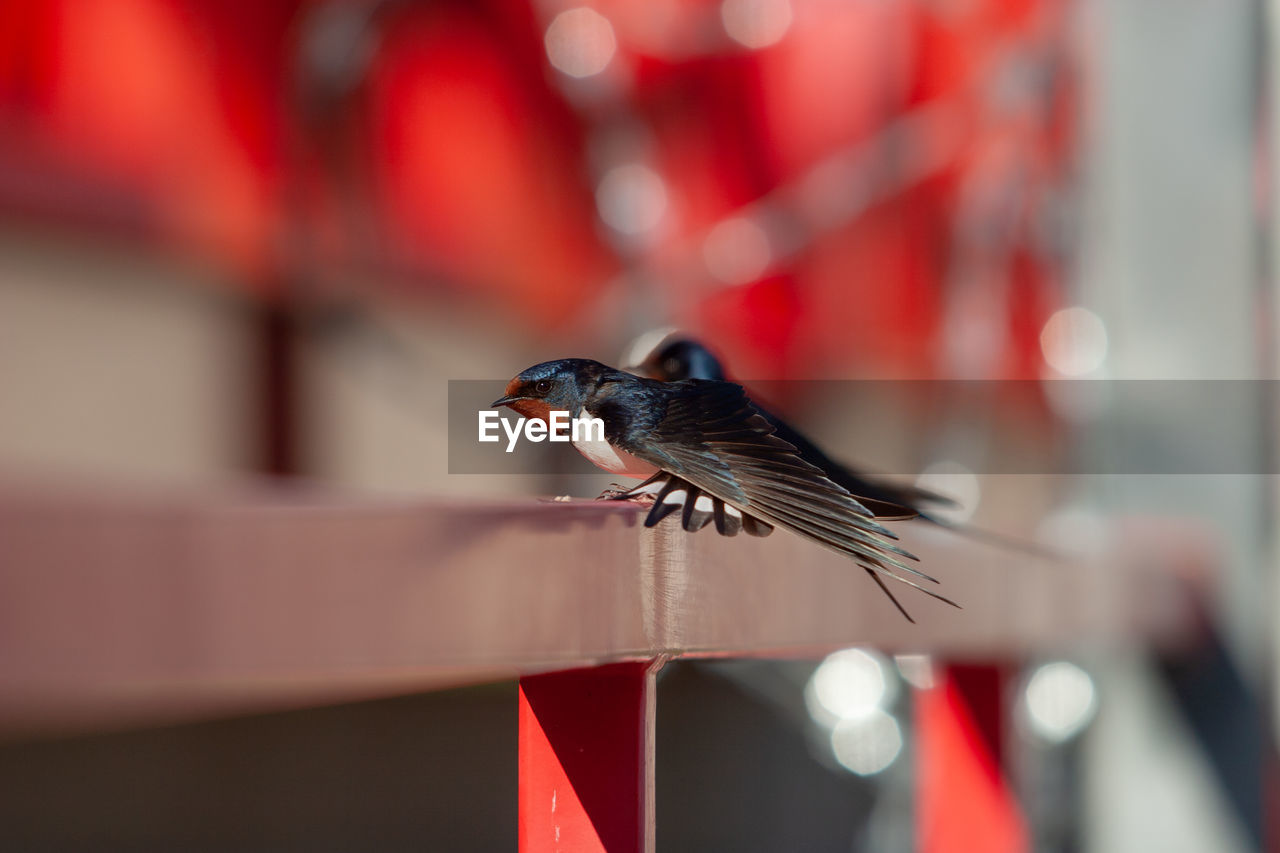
xmin=636 ymin=336 xmax=727 ymax=381
xmin=492 ymin=359 xmax=606 ymax=422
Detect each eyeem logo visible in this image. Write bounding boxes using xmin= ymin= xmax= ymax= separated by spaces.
xmin=478 ymin=410 xmax=606 ymax=452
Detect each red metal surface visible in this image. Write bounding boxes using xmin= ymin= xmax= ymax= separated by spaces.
xmin=0 ymin=485 xmax=1199 ymax=737
xmin=917 ymin=664 xmax=1028 ymax=853
xmin=518 ymin=660 xmax=661 ymax=853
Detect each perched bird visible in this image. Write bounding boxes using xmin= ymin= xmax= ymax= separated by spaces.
xmin=629 ymin=333 xmax=1052 ymax=555
xmin=493 ymin=358 xmax=959 ymax=620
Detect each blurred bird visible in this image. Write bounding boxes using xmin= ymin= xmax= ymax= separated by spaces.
xmin=626 ymin=332 xmax=1052 ymax=555
xmin=493 ymin=358 xmax=959 ymax=621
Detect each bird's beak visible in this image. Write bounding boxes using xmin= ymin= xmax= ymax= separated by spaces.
xmin=491 ymin=395 xmax=525 ymax=408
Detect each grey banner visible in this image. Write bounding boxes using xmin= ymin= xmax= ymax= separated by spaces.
xmin=447 ymin=379 xmax=1274 ymax=475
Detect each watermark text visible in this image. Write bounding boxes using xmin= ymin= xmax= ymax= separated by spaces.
xmin=478 ymin=410 xmax=605 ymax=452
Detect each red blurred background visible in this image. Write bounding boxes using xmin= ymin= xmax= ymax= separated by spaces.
xmin=0 ymin=0 xmax=1075 ymax=381
xmin=0 ymin=4 xmax=1274 ymax=852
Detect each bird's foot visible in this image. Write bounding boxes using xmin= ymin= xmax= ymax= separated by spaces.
xmin=596 ymin=484 xmax=655 ymax=504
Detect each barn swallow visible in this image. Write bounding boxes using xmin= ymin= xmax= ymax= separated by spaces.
xmin=629 ymin=334 xmax=1053 ymax=556
xmin=493 ymin=359 xmax=959 ymax=620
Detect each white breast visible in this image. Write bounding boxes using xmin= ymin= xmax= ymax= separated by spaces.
xmin=572 ymin=433 xmax=659 ymax=478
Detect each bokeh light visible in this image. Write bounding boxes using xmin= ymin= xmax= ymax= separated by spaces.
xmin=720 ymin=0 xmax=794 ymax=49
xmin=596 ymin=163 xmax=668 ymax=235
xmin=804 ymin=647 xmax=896 ymax=728
xmin=544 ymin=7 xmax=617 ymax=78
xmin=1040 ymin=306 xmax=1109 ymax=376
xmin=702 ymin=216 xmax=772 ymax=284
xmin=830 ymin=709 xmax=903 ymax=776
xmin=894 ymin=654 xmax=935 ymax=690
xmin=1023 ymin=661 xmax=1098 ymax=743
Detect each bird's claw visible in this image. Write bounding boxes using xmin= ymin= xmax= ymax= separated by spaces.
xmin=596 ymin=484 xmax=655 ymax=504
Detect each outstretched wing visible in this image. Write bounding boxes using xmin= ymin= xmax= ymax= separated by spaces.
xmin=618 ymin=470 xmax=925 ymax=621
xmin=614 ymin=380 xmax=959 ymax=616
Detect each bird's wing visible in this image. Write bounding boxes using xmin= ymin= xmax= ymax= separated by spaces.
xmin=838 ymin=476 xmax=961 ymax=512
xmin=615 ymin=381 xmax=959 ymax=612
xmin=851 ymin=496 xmax=921 ymax=521
xmin=757 ymin=415 xmax=926 ymax=517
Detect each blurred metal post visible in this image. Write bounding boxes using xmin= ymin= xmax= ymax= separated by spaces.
xmin=917 ymin=664 xmax=1028 ymax=853
xmin=1265 ymin=2 xmax=1280 ymax=847
xmin=256 ymin=299 xmax=301 ymax=476
xmin=1079 ymin=2 xmax=1268 ymax=849
xmin=518 ymin=660 xmax=665 ymax=853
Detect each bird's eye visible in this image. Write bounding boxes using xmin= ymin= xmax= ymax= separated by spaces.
xmin=534 ymin=380 xmax=552 ymax=394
